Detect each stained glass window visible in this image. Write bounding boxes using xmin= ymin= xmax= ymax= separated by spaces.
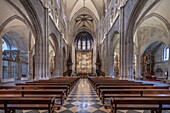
xmin=75 ymin=32 xmax=93 ymax=50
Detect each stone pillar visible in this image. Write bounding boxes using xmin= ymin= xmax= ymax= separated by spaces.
xmin=28 ymin=52 xmax=33 ymax=81
xmin=0 ymin=39 xmax=2 ymax=82
xmin=93 ymin=42 xmax=97 ymax=74
xmin=59 ymin=35 xmax=63 ymax=77
xmin=34 ymin=39 xmax=41 ymax=80
xmin=126 ymin=35 xmax=134 ymax=80
xmin=135 ymin=52 xmax=141 ymax=80
xmin=108 ymin=39 xmax=114 ymax=77
xmin=126 ymin=15 xmax=135 ymax=80
xmin=44 ymin=7 xmax=49 ymax=79
xmin=109 ymin=53 xmax=114 ymax=77
xmin=119 ymin=6 xmax=125 ymax=79
xmin=168 ymin=46 xmax=170 ymax=80
xmin=120 ymin=5 xmax=134 ymax=80
xmin=59 ymin=52 xmax=63 ymax=77
xmin=54 ymin=46 xmax=62 ymax=78
xmin=105 ymin=34 xmax=110 ymax=77
xmin=72 ymin=45 xmax=75 ymax=74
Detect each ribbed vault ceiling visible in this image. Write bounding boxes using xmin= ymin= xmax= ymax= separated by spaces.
xmin=65 ymin=0 xmax=105 ymax=21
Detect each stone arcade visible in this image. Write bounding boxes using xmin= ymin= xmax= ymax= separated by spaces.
xmin=0 ymin=0 xmax=170 ymax=113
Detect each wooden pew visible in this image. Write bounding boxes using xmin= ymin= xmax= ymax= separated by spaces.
xmin=16 ymin=82 xmax=73 ymax=93
xmin=3 ymin=85 xmax=70 ymax=97
xmin=94 ymin=83 xmax=152 ymax=91
xmin=97 ymin=86 xmax=169 ymax=97
xmin=0 ymin=97 xmax=55 ymax=113
xmin=110 ymin=97 xmax=170 ymax=113
xmin=0 ymin=77 xmax=80 ymax=112
xmin=0 ymin=89 xmax=65 ymax=109
xmin=101 ymin=89 xmax=170 ymax=107
xmin=14 ymin=77 xmax=80 ymax=97
xmin=23 ymin=76 xmax=80 ymax=91
xmin=88 ymin=77 xmax=154 ymax=91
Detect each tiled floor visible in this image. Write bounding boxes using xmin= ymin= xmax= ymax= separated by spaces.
xmin=0 ymin=79 xmax=170 ymax=113
xmin=55 ymin=79 xmax=170 ymax=113
xmin=55 ymin=78 xmax=110 ymax=113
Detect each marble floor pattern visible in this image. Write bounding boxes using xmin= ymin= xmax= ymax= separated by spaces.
xmin=0 ymin=79 xmax=170 ymax=113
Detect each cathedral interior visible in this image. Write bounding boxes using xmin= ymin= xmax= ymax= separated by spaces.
xmin=0 ymin=0 xmax=170 ymax=113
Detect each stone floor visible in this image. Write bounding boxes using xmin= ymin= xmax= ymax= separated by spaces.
xmin=0 ymin=79 xmax=170 ymax=113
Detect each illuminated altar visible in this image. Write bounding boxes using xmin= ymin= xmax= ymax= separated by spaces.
xmin=76 ymin=51 xmax=92 ymax=73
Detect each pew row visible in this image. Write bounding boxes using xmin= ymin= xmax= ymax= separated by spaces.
xmin=0 ymin=97 xmax=55 ymax=113
xmin=110 ymin=97 xmax=170 ymax=113
xmin=101 ymin=89 xmax=170 ymax=107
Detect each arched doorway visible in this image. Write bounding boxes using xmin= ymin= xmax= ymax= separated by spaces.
xmin=75 ymin=31 xmax=93 ymax=77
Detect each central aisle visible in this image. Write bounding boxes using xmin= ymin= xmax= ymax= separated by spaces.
xmin=57 ymin=78 xmax=109 ymax=113
xmin=55 ymin=78 xmax=170 ymax=113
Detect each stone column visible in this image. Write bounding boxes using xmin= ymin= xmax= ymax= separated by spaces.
xmin=72 ymin=45 xmax=75 ymax=74
xmin=168 ymin=46 xmax=170 ymax=80
xmin=59 ymin=35 xmax=63 ymax=77
xmin=0 ymin=39 xmax=2 ymax=82
xmin=109 ymin=52 xmax=114 ymax=77
xmin=126 ymin=34 xmax=133 ymax=80
xmin=135 ymin=52 xmax=141 ymax=80
xmin=28 ymin=51 xmax=33 ymax=81
xmin=44 ymin=7 xmax=49 ymax=79
xmin=105 ymin=34 xmax=110 ymax=77
xmin=54 ymin=36 xmax=62 ymax=78
xmin=108 ymin=38 xmax=114 ymax=77
xmin=34 ymin=39 xmax=41 ymax=80
xmin=59 ymin=52 xmax=63 ymax=77
xmin=119 ymin=5 xmax=125 ymax=79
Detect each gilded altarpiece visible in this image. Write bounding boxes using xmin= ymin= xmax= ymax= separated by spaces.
xmin=76 ymin=51 xmax=93 ymax=73
xmin=141 ymin=51 xmax=154 ymax=79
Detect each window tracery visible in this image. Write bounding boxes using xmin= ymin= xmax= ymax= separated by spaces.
xmin=75 ymin=32 xmax=93 ymax=51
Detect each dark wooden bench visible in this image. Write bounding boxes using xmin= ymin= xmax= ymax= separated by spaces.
xmin=1 ymin=85 xmax=70 ymax=97
xmin=110 ymin=97 xmax=170 ymax=113
xmin=0 ymin=97 xmax=55 ymax=113
xmin=101 ymin=89 xmax=170 ymax=107
xmin=94 ymin=83 xmax=153 ymax=91
xmin=19 ymin=82 xmax=72 ymax=89
xmin=27 ymin=78 xmax=78 ymax=90
xmin=97 ymin=86 xmax=169 ymax=97
xmin=0 ymin=89 xmax=65 ymax=109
